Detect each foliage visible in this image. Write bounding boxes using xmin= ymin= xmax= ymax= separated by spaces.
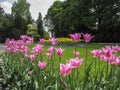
xmin=11 ymin=0 xmax=33 ymax=39
xmin=12 ymin=0 xmax=32 ymax=23
xmin=44 ymin=31 xmax=50 ymax=39
xmin=0 ymin=1 xmax=33 ymax=43
xmin=0 ymin=7 xmax=4 ymax=17
xmin=92 ymin=0 xmax=120 ymax=42
xmin=44 ymin=0 xmax=120 ymax=42
xmin=0 ymin=14 xmax=15 ymax=42
xmin=44 ymin=0 xmax=95 ymax=37
xmin=44 ymin=0 xmax=63 ymax=37
xmin=44 ymin=37 xmax=76 ymax=46
xmin=13 ymin=15 xmax=28 ymax=37
xmin=27 ymin=23 xmax=40 ymax=41
xmin=36 ymin=12 xmax=44 ymax=38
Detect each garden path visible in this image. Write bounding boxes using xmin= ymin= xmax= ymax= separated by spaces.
xmin=0 ymin=45 xmax=5 ymax=52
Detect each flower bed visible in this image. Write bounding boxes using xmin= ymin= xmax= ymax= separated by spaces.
xmin=44 ymin=37 xmax=84 ymax=47
xmin=0 ymin=33 xmax=120 ymax=89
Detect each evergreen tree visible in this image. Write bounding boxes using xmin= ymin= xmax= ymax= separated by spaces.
xmin=36 ymin=12 xmax=44 ymax=38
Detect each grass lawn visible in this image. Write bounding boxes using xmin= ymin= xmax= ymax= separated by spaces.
xmin=1 ymin=43 xmax=120 ymax=89
xmin=41 ymin=43 xmax=118 ymax=61
xmin=32 ymin=43 xmax=120 ymax=79
xmin=1 ymin=43 xmax=120 ymax=77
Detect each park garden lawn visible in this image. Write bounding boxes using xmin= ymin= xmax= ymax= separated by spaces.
xmin=0 ymin=43 xmax=120 ymax=89
xmin=0 ymin=43 xmax=119 ymax=78
xmin=29 ymin=43 xmax=119 ymax=79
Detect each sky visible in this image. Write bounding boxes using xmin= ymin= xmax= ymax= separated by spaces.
xmin=0 ymin=0 xmax=64 ymax=20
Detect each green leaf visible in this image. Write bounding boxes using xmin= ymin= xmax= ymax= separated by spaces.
xmin=34 ymin=79 xmax=39 ymax=89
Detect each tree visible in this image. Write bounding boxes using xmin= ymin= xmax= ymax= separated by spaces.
xmin=59 ymin=0 xmax=95 ymax=34
xmin=44 ymin=31 xmax=50 ymax=39
xmin=0 ymin=7 xmax=4 ymax=17
xmin=27 ymin=23 xmax=40 ymax=41
xmin=0 ymin=6 xmax=4 ymax=31
xmin=11 ymin=0 xmax=33 ymax=38
xmin=0 ymin=14 xmax=15 ymax=42
xmin=44 ymin=0 xmax=63 ymax=37
xmin=12 ymin=0 xmax=32 ymax=23
xmin=92 ymin=0 xmax=120 ymax=42
xmin=0 ymin=7 xmax=15 ymax=42
xmin=92 ymin=0 xmax=120 ymax=30
xmin=36 ymin=12 xmax=44 ymax=38
xmin=44 ymin=0 xmax=95 ymax=37
xmin=14 ymin=15 xmax=27 ymax=35
xmin=45 ymin=0 xmax=120 ymax=42
xmin=0 ymin=7 xmax=4 ymax=42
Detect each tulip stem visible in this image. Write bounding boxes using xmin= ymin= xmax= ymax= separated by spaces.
xmin=95 ymin=57 xmax=96 ymax=76
xmin=74 ymin=44 xmax=77 ymax=58
xmin=99 ymin=58 xmax=100 ymax=75
xmin=106 ymin=61 xmax=109 ymax=78
xmin=76 ymin=68 xmax=79 ymax=89
xmin=59 ymin=57 xmax=61 ymax=88
xmin=59 ymin=57 xmax=61 ymax=74
xmin=85 ymin=43 xmax=88 ymax=71
xmin=50 ymin=55 xmax=53 ymax=75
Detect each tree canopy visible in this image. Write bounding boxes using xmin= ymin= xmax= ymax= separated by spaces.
xmin=44 ymin=0 xmax=120 ymax=42
xmin=0 ymin=0 xmax=120 ymax=42
xmin=11 ymin=0 xmax=33 ymax=38
xmin=12 ymin=0 xmax=32 ymax=22
xmin=36 ymin=12 xmax=44 ymax=38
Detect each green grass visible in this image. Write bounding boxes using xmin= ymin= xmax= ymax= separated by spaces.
xmin=1 ymin=43 xmax=120 ymax=89
xmin=33 ymin=43 xmax=119 ymax=79
xmin=41 ymin=43 xmax=118 ymax=62
xmin=0 ymin=52 xmax=4 ymax=58
xmin=2 ymin=43 xmax=120 ymax=78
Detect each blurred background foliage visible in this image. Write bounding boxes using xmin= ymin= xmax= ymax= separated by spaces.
xmin=0 ymin=0 xmax=120 ymax=43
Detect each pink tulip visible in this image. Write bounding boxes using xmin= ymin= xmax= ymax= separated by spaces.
xmin=5 ymin=46 xmax=11 ymax=52
xmin=48 ymin=47 xmax=54 ymax=53
xmin=69 ymin=33 xmax=81 ymax=42
xmin=68 ymin=58 xmax=83 ymax=68
xmin=32 ymin=44 xmax=43 ymax=55
xmin=20 ymin=35 xmax=28 ymax=41
xmin=20 ymin=45 xmax=29 ymax=54
xmin=40 ymin=38 xmax=44 ymax=45
xmin=60 ymin=63 xmax=72 ymax=76
xmin=26 ymin=37 xmax=34 ymax=44
xmin=116 ymin=57 xmax=120 ymax=65
xmin=56 ymin=48 xmax=64 ymax=57
xmin=91 ymin=49 xmax=102 ymax=57
xmin=112 ymin=45 xmax=120 ymax=53
xmin=74 ymin=51 xmax=79 ymax=57
xmin=50 ymin=38 xmax=58 ymax=45
xmin=100 ymin=55 xmax=108 ymax=61
xmin=104 ymin=46 xmax=111 ymax=50
xmin=38 ymin=61 xmax=47 ymax=69
xmin=25 ymin=54 xmax=29 ymax=58
xmin=20 ymin=35 xmax=34 ymax=44
xmin=5 ymin=35 xmax=33 ymax=54
xmin=102 ymin=48 xmax=113 ymax=58
xmin=83 ymin=33 xmax=93 ymax=43
xmin=107 ymin=55 xmax=116 ymax=65
xmin=5 ymin=38 xmax=10 ymax=45
xmin=46 ymin=53 xmax=52 ymax=58
xmin=28 ymin=71 xmax=33 ymax=76
xmin=29 ymin=54 xmax=35 ymax=61
xmin=91 ymin=45 xmax=120 ymax=66
xmin=13 ymin=48 xmax=18 ymax=54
